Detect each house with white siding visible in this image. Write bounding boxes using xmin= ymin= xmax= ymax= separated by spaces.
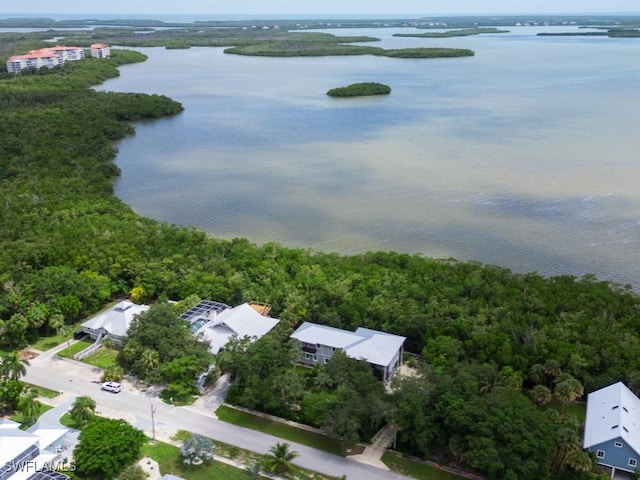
xmin=290 ymin=322 xmax=405 ymax=383
xmin=583 ymin=382 xmax=640 ymax=478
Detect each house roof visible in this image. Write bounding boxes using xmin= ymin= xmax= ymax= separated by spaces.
xmin=290 ymin=322 xmax=406 ymax=368
xmin=0 ymin=427 xmax=38 ymax=465
xmin=82 ymin=301 xmax=149 ymax=338
xmin=583 ymin=382 xmax=640 ymax=454
xmin=347 ymin=327 xmax=407 ymax=367
xmin=291 ymin=322 xmax=365 ymax=349
xmin=28 ymin=421 xmax=68 ymax=451
xmin=195 ymin=302 xmax=279 ymax=354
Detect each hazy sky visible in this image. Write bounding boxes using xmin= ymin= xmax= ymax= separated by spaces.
xmin=2 ymin=0 xmax=639 ymax=16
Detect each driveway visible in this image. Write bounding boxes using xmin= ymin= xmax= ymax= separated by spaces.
xmin=25 ymin=359 xmax=412 ymax=480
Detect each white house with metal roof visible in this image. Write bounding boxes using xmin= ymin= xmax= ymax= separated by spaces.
xmin=184 ymin=301 xmax=280 ymax=354
xmin=0 ymin=419 xmax=70 ymax=480
xmin=81 ymin=300 xmax=149 ymax=346
xmin=290 ymin=322 xmax=405 ymax=382
xmin=583 ymin=382 xmax=640 ymax=477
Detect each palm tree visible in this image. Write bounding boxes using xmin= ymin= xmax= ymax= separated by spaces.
xmin=19 ymin=388 xmax=41 ymax=424
xmin=59 ymin=325 xmax=73 ymax=357
xmin=48 ymin=313 xmax=65 ymax=337
xmin=0 ymin=351 xmax=29 ymax=381
xmin=70 ymin=396 xmax=96 ymax=427
xmin=530 ymin=384 xmax=552 ymax=407
xmin=554 ymin=377 xmax=584 ymax=411
xmin=140 ymin=349 xmax=160 ymax=371
xmin=263 ymin=442 xmax=299 ymax=475
xmin=244 ymin=459 xmax=262 ymax=479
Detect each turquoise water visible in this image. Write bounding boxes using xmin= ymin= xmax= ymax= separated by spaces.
xmin=99 ymin=27 xmax=640 ymax=287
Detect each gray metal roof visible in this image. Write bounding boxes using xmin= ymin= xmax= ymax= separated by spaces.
xmin=81 ymin=301 xmax=149 ymax=337
xmin=291 ymin=322 xmax=405 ymax=367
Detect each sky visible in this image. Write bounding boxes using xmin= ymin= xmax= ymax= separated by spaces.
xmin=2 ymin=0 xmax=639 ymax=17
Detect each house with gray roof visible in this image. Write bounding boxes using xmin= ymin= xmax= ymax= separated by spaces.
xmin=81 ymin=300 xmax=149 ymax=346
xmin=184 ymin=301 xmax=280 ymax=354
xmin=290 ymin=322 xmax=405 ymax=383
xmin=583 ymin=382 xmax=640 ymax=478
xmin=0 ymin=419 xmax=71 ymax=480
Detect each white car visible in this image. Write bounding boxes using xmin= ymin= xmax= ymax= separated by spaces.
xmin=101 ymin=381 xmax=122 ymax=393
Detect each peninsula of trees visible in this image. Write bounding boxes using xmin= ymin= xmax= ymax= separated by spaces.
xmin=326 ymin=82 xmax=391 ymax=97
xmin=394 ymin=27 xmax=509 ymax=38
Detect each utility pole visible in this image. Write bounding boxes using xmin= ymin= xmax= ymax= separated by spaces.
xmin=151 ymin=404 xmax=157 ymax=443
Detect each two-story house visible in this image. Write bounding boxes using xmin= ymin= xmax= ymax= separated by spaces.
xmin=290 ymin=322 xmax=405 ymax=383
xmin=583 ymin=381 xmax=640 ymax=478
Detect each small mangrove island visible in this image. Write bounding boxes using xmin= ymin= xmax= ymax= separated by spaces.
xmin=394 ymin=27 xmax=509 ymax=38
xmin=326 ymin=82 xmax=391 ymax=97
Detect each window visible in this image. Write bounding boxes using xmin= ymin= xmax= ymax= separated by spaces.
xmin=596 ymin=450 xmax=605 ymax=459
xmin=303 ymin=353 xmax=317 ymax=361
xmin=629 ymin=458 xmax=637 ymax=467
xmin=615 ymin=442 xmax=623 ymax=448
xmin=324 ymin=358 xmax=329 ymax=364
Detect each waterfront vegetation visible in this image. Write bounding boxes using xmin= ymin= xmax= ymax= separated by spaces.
xmin=327 ymin=82 xmax=391 ymax=97
xmin=224 ymin=43 xmax=474 ymax=58
xmin=394 ymin=27 xmax=509 ymax=38
xmin=1 ymin=28 xmax=640 ymax=480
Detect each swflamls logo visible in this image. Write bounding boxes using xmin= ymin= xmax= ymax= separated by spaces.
xmin=4 ymin=461 xmax=77 ymax=473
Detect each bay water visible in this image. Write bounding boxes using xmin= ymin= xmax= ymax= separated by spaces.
xmin=98 ymin=27 xmax=640 ymax=287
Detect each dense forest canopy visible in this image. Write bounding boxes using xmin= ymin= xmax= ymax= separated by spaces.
xmin=0 ymin=30 xmax=638 ymax=480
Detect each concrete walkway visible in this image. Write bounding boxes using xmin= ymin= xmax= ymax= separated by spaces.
xmin=349 ymin=424 xmax=399 ymax=470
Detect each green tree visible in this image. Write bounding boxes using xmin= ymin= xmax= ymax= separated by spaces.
xmin=101 ymin=336 xmax=116 ymax=350
xmin=554 ymin=377 xmax=584 ymax=411
xmin=102 ymin=365 xmax=124 ymax=382
xmin=262 ymin=442 xmax=299 ymax=475
xmin=60 ymin=325 xmax=74 ymax=357
xmin=115 ymin=464 xmax=148 ymax=480
xmin=70 ymin=395 xmax=97 ymax=427
xmin=19 ymin=388 xmax=41 ymax=424
xmin=0 ymin=380 xmax=25 ymax=414
xmin=74 ymin=417 xmax=146 ymax=480
xmin=0 ymin=351 xmax=29 ymax=381
xmin=48 ymin=313 xmax=65 ymax=337
xmin=529 ymin=384 xmax=552 ymax=407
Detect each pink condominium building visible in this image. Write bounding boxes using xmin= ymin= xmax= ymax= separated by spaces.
xmin=6 ymin=44 xmax=110 ymax=73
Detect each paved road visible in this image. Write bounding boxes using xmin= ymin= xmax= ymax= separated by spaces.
xmin=25 ymin=364 xmax=411 ymax=480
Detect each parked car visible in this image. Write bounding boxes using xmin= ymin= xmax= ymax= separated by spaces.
xmin=101 ymin=382 xmax=122 ymax=393
xmin=73 ymin=330 xmax=87 ymax=340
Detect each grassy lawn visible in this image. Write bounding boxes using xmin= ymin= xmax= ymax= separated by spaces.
xmin=10 ymin=403 xmax=53 ymax=429
xmin=57 ymin=339 xmax=93 ymax=359
xmin=83 ymin=347 xmax=118 ymax=368
xmin=59 ymin=412 xmax=79 ymax=429
xmin=25 ymin=384 xmax=60 ymax=399
xmin=141 ymin=441 xmax=253 ymax=480
xmin=382 ymin=452 xmax=464 ymax=480
xmin=215 ymin=405 xmax=343 ymax=456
